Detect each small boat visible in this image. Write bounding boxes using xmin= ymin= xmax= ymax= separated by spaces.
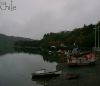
xmin=67 ymin=52 xmax=96 ymax=67
xmin=65 ymin=73 xmax=80 ymax=80
xmin=32 ymin=69 xmax=62 ymax=79
xmin=67 ymin=59 xmax=96 ymax=67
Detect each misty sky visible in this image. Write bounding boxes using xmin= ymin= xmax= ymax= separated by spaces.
xmin=0 ymin=0 xmax=100 ymax=39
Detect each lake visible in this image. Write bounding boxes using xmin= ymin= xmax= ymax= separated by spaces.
xmin=0 ymin=53 xmax=57 ymax=86
xmin=0 ymin=48 xmax=100 ymax=86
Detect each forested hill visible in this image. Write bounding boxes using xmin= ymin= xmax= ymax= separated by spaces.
xmin=41 ymin=21 xmax=100 ymax=48
xmin=1 ymin=21 xmax=100 ymax=50
xmin=0 ymin=34 xmax=34 ymax=55
xmin=0 ymin=33 xmax=32 ymax=48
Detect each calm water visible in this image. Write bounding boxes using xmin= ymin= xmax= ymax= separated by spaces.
xmin=0 ymin=53 xmax=57 ymax=86
xmin=47 ymin=53 xmax=100 ymax=86
xmin=0 ymin=48 xmax=100 ymax=86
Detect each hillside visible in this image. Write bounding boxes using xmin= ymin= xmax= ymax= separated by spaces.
xmin=0 ymin=33 xmax=33 ymax=49
xmin=1 ymin=21 xmax=100 ymax=51
xmin=41 ymin=21 xmax=100 ymax=49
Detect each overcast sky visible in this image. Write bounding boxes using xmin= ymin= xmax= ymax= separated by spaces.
xmin=0 ymin=0 xmax=100 ymax=39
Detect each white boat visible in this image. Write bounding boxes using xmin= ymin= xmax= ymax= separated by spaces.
xmin=32 ymin=69 xmax=62 ymax=79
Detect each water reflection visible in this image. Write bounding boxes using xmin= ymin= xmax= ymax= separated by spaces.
xmin=47 ymin=61 xmax=100 ymax=86
xmin=0 ymin=47 xmax=58 ymax=86
xmin=32 ymin=77 xmax=54 ymax=86
xmin=14 ymin=47 xmax=41 ymax=55
xmin=0 ymin=47 xmax=100 ymax=86
xmin=15 ymin=47 xmax=60 ymax=63
xmin=14 ymin=48 xmax=100 ymax=86
xmin=0 ymin=46 xmax=15 ymax=56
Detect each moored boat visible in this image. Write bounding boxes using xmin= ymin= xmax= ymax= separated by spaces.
xmin=65 ymin=73 xmax=80 ymax=80
xmin=67 ymin=52 xmax=96 ymax=67
xmin=32 ymin=69 xmax=62 ymax=79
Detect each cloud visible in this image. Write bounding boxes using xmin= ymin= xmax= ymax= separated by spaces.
xmin=0 ymin=0 xmax=100 ymax=39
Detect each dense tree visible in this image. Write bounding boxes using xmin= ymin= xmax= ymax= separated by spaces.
xmin=14 ymin=21 xmax=100 ymax=50
xmin=41 ymin=22 xmax=98 ymax=49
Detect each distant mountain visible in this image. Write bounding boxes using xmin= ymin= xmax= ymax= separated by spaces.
xmin=0 ymin=33 xmax=33 ymax=41
xmin=0 ymin=33 xmax=33 ymax=49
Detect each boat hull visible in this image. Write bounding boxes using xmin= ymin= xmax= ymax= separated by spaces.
xmin=32 ymin=73 xmax=60 ymax=79
xmin=32 ymin=70 xmax=61 ymax=79
xmin=68 ymin=61 xmax=95 ymax=67
xmin=65 ymin=73 xmax=80 ymax=80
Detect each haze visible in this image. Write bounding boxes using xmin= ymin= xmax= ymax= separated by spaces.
xmin=0 ymin=0 xmax=100 ymax=39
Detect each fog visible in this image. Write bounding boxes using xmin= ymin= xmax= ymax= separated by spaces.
xmin=0 ymin=0 xmax=100 ymax=39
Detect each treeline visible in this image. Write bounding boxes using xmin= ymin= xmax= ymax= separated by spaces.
xmin=41 ymin=21 xmax=100 ymax=49
xmin=14 ymin=40 xmax=41 ymax=48
xmin=15 ymin=21 xmax=100 ymax=49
